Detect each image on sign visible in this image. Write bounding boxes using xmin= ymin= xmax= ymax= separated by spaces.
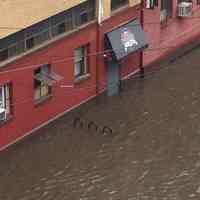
xmin=120 ymin=27 xmax=138 ymax=52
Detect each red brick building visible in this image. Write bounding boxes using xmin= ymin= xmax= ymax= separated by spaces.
xmin=144 ymin=0 xmax=200 ymax=65
xmin=0 ymin=0 xmax=146 ymax=150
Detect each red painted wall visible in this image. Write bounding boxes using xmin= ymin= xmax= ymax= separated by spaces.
xmin=0 ymin=23 xmax=99 ymax=148
xmin=0 ymin=5 xmax=141 ymax=150
xmin=144 ymin=0 xmax=200 ymax=66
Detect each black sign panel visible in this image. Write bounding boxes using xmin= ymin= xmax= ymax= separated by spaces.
xmin=106 ymin=19 xmax=148 ymax=60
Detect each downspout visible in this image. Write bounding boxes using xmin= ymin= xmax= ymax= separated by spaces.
xmin=140 ymin=0 xmax=145 ymax=78
xmin=96 ymin=22 xmax=100 ymax=96
xmin=96 ymin=0 xmax=103 ymax=96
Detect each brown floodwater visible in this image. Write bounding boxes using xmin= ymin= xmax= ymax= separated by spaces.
xmin=1 ymin=46 xmax=200 ymax=200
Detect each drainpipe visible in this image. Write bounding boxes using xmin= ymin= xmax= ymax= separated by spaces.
xmin=140 ymin=0 xmax=145 ymax=78
xmin=96 ymin=22 xmax=100 ymax=96
xmin=96 ymin=0 xmax=103 ymax=96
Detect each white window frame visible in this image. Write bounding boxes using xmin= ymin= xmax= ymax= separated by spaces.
xmin=0 ymin=84 xmax=11 ymax=121
xmin=0 ymin=86 xmax=5 ymax=109
xmin=74 ymin=46 xmax=88 ymax=78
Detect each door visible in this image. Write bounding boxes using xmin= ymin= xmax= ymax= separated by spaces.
xmin=107 ymin=60 xmax=120 ymax=96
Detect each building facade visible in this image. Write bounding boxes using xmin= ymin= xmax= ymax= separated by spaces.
xmin=0 ymin=0 xmax=146 ymax=150
xmin=144 ymin=0 xmax=200 ymax=65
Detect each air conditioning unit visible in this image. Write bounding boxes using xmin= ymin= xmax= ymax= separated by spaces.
xmin=177 ymin=2 xmax=192 ymax=17
xmin=0 ymin=108 xmax=6 ymax=121
xmin=160 ymin=9 xmax=167 ymax=25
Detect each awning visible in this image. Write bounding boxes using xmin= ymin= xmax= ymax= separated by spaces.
xmin=35 ymin=71 xmax=63 ymax=86
xmin=106 ymin=19 xmax=148 ymax=61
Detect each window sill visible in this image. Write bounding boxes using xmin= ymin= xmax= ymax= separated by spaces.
xmin=74 ymin=73 xmax=91 ymax=84
xmin=0 ymin=115 xmax=13 ymax=127
xmin=34 ymin=94 xmax=52 ymax=107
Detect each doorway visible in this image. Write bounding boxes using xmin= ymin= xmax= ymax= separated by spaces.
xmin=107 ymin=60 xmax=120 ymax=96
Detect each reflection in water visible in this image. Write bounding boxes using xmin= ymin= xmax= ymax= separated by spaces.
xmin=2 ymin=47 xmax=200 ymax=199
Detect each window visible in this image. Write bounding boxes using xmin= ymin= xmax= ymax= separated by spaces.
xmin=58 ymin=22 xmax=66 ymax=34
xmin=51 ymin=21 xmax=67 ymax=36
xmin=0 ymin=84 xmax=11 ymax=122
xmin=26 ymin=32 xmax=50 ymax=50
xmin=34 ymin=65 xmax=52 ymax=101
xmin=178 ymin=0 xmax=192 ymax=2
xmin=80 ymin=11 xmax=89 ymax=24
xmin=111 ymin=0 xmax=128 ymax=10
xmin=8 ymin=41 xmax=25 ymax=57
xmin=0 ymin=0 xmax=96 ymax=63
xmin=26 ymin=37 xmax=35 ymax=49
xmin=25 ymin=20 xmax=50 ymax=50
xmin=75 ymin=0 xmax=96 ymax=26
xmin=51 ymin=10 xmax=73 ymax=37
xmin=74 ymin=46 xmax=88 ymax=78
xmin=0 ymin=49 xmax=8 ymax=61
xmin=161 ymin=0 xmax=173 ymax=17
xmin=145 ymin=0 xmax=158 ymax=9
xmin=34 ymin=64 xmax=63 ymax=101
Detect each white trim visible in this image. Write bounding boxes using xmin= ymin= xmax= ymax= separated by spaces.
xmin=121 ymin=68 xmax=139 ymax=80
xmin=0 ymin=86 xmax=5 ymax=108
xmin=98 ymin=0 xmax=104 ymax=24
xmin=0 ymin=88 xmax=106 ymax=152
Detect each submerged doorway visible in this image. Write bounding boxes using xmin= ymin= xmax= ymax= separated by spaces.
xmin=105 ymin=19 xmax=148 ymax=96
xmin=107 ymin=60 xmax=120 ymax=96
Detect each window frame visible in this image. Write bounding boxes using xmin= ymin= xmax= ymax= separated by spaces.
xmin=0 ymin=49 xmax=9 ymax=62
xmin=34 ymin=64 xmax=52 ymax=101
xmin=111 ymin=0 xmax=129 ymax=11
xmin=74 ymin=45 xmax=89 ymax=79
xmin=0 ymin=1 xmax=96 ymax=63
xmin=0 ymin=83 xmax=11 ymax=122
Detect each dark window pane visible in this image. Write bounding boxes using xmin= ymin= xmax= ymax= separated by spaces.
xmin=74 ymin=45 xmax=88 ymax=78
xmin=74 ymin=0 xmax=95 ymax=26
xmin=161 ymin=0 xmax=173 ymax=16
xmin=0 ymin=49 xmax=8 ymax=61
xmin=25 ymin=20 xmax=50 ymax=38
xmin=80 ymin=11 xmax=88 ymax=24
xmin=58 ymin=23 xmax=66 ymax=34
xmin=26 ymin=37 xmax=34 ymax=49
xmin=51 ymin=22 xmax=67 ymax=36
xmin=111 ymin=0 xmax=128 ymax=10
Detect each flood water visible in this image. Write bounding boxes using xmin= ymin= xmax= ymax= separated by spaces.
xmin=1 ymin=46 xmax=200 ymax=200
